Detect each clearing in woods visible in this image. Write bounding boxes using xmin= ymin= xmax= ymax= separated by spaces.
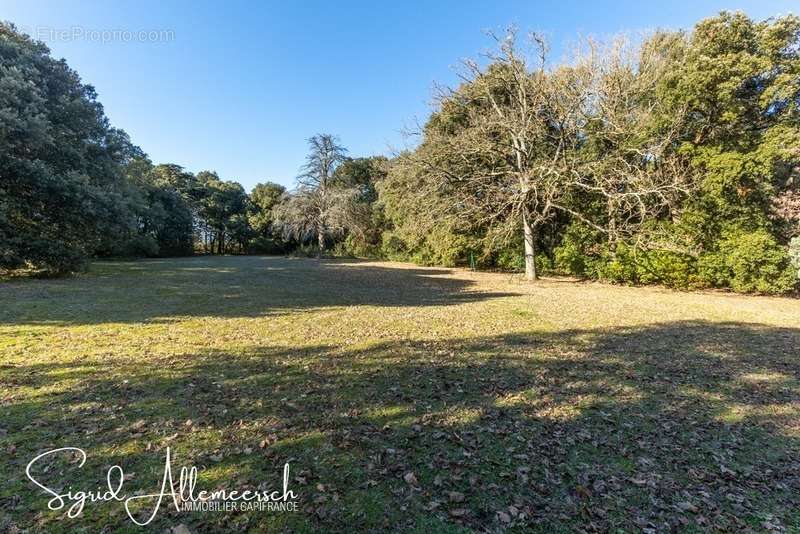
xmin=1 ymin=256 xmax=799 ymax=532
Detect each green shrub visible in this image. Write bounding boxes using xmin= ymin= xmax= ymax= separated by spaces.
xmin=291 ymin=243 xmax=320 ymax=257
xmin=699 ymin=230 xmax=796 ymax=294
xmin=248 ymin=236 xmax=287 ymax=255
xmin=696 ymin=250 xmax=730 ymax=288
xmin=97 ymin=234 xmax=160 ymax=259
xmin=554 ymin=240 xmax=589 ymax=276
xmin=379 ymin=227 xmax=470 ymax=267
xmin=594 ymin=244 xmax=638 ymax=284
xmin=379 ymin=231 xmax=409 ymax=262
xmin=635 ymin=249 xmax=700 ymax=289
xmin=125 ymin=235 xmax=160 ymax=257
xmin=495 ymin=247 xmax=552 ymax=274
xmin=554 ymin=222 xmax=603 ymax=277
xmin=335 ymin=234 xmax=382 ymax=259
xmin=555 ymin=221 xmax=795 ymax=294
xmin=495 ymin=247 xmax=524 ymax=271
xmin=3 ymin=238 xmax=89 ymax=275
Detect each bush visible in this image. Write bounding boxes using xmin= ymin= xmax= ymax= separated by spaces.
xmin=635 ymin=249 xmax=700 ymax=289
xmin=248 ymin=236 xmax=286 ymax=255
xmin=495 ymin=247 xmax=552 ymax=274
xmin=379 ymin=231 xmax=409 ymax=262
xmin=97 ymin=234 xmax=160 ymax=259
xmin=554 ymin=223 xmax=642 ymax=284
xmin=495 ymin=247 xmax=524 ymax=271
xmin=554 ymin=239 xmax=588 ymax=276
xmin=595 ymin=244 xmax=639 ymax=284
xmin=291 ymin=243 xmax=321 ymax=257
xmin=379 ymin=227 xmax=470 ymax=267
xmin=124 ymin=235 xmax=160 ymax=257
xmin=554 ymin=222 xmax=603 ymax=277
xmin=334 ymin=234 xmax=382 ymax=259
xmin=554 ymin=220 xmax=796 ymax=294
xmin=698 ymin=230 xmax=796 ymax=294
xmin=1 ymin=237 xmax=88 ymax=275
xmin=696 ymin=250 xmax=729 ymax=288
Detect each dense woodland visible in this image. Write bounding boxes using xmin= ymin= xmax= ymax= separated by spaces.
xmin=2 ymin=12 xmax=800 ymax=293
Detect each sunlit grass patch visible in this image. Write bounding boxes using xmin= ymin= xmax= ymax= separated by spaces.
xmin=1 ymin=256 xmax=799 ymax=532
xmin=738 ymin=371 xmax=793 ymax=384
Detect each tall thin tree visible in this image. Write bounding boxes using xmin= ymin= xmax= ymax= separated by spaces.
xmin=295 ymin=134 xmax=348 ymax=254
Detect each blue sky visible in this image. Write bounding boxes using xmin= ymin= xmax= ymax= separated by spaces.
xmin=3 ymin=0 xmax=797 ymax=190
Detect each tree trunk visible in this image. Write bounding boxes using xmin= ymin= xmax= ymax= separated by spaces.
xmin=607 ymin=198 xmax=617 ymax=259
xmin=317 ymin=228 xmax=325 ymax=257
xmin=523 ymin=211 xmax=538 ymax=281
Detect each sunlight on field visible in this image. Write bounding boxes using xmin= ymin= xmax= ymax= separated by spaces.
xmin=1 ymin=256 xmax=799 ymax=532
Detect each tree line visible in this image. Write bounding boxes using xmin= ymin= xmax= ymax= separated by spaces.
xmin=1 ymin=13 xmax=799 ymax=293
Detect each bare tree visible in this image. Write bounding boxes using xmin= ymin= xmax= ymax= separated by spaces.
xmin=567 ymin=37 xmax=690 ymax=255
xmin=405 ymin=29 xmax=689 ymax=280
xmin=281 ymin=134 xmax=348 ymax=254
xmin=405 ymin=31 xmax=581 ymax=279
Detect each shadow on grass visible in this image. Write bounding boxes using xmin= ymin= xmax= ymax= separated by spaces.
xmin=2 ymin=321 xmax=799 ymax=532
xmin=0 ymin=256 xmax=518 ymax=326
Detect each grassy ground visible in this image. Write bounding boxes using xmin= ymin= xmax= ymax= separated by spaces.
xmin=1 ymin=256 xmax=799 ymax=533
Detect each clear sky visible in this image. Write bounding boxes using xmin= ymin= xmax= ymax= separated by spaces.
xmin=2 ymin=0 xmax=796 ymax=190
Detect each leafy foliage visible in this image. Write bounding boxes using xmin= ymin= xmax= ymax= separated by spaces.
xmin=698 ymin=230 xmax=796 ymax=293
xmin=2 ymin=14 xmax=798 ymax=294
xmin=0 ymin=22 xmax=141 ymax=273
xmin=0 ymin=23 xmax=255 ymax=269
xmin=377 ymin=13 xmax=800 ymax=294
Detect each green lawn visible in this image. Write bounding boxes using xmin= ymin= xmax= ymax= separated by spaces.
xmin=2 ymin=256 xmax=800 ymax=532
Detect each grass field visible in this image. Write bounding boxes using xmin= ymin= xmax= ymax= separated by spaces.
xmin=2 ymin=256 xmax=800 ymax=532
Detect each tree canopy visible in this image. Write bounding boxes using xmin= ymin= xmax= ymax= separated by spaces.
xmin=0 ymin=22 xmax=141 ymax=272
xmin=379 ymin=13 xmax=800 ymax=293
xmin=1 ymin=13 xmax=798 ymax=294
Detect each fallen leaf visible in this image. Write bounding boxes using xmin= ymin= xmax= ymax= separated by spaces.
xmin=448 ymin=491 xmax=465 ymax=503
xmin=677 ymin=501 xmax=698 ymax=513
xmin=403 ymin=472 xmax=418 ymax=485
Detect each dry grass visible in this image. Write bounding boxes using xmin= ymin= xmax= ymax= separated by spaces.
xmin=1 ymin=256 xmax=799 ymax=532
